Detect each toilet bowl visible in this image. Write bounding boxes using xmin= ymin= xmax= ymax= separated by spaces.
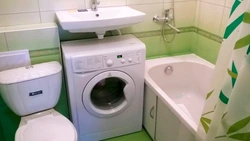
xmin=0 ymin=61 xmax=77 ymax=141
xmin=15 ymin=109 xmax=77 ymax=141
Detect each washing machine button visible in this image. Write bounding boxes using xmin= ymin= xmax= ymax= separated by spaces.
xmin=128 ymin=58 xmax=133 ymax=63
xmin=121 ymin=59 xmax=125 ymax=64
xmin=106 ymin=59 xmax=113 ymax=67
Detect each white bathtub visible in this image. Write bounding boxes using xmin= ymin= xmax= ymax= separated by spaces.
xmin=144 ymin=54 xmax=214 ymax=139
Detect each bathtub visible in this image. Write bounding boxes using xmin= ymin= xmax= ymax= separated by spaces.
xmin=144 ymin=54 xmax=214 ymax=140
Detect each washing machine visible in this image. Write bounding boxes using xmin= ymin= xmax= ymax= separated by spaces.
xmin=61 ymin=35 xmax=146 ymax=141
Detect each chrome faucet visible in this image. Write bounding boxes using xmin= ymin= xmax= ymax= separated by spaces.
xmin=91 ymin=0 xmax=100 ymax=11
xmin=153 ymin=9 xmax=180 ymax=33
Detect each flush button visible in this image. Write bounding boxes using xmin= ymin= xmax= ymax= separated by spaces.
xmin=128 ymin=58 xmax=132 ymax=63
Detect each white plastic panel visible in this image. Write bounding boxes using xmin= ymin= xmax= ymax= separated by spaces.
xmin=0 ymin=49 xmax=30 ymax=72
xmin=72 ymin=51 xmax=141 ymax=73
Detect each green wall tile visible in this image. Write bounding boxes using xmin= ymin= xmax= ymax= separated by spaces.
xmin=55 ymin=78 xmax=70 ymax=118
xmin=138 ymin=36 xmax=170 ymax=58
xmin=0 ymin=121 xmax=5 ymax=141
xmin=168 ymin=32 xmax=193 ymax=55
xmin=191 ymin=34 xmax=221 ymax=64
xmin=0 ymin=34 xmax=8 ymax=52
xmin=0 ymin=96 xmax=19 ymax=141
xmin=30 ymin=54 xmax=61 ymax=64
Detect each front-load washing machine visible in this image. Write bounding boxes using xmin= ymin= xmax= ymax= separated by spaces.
xmin=61 ymin=35 xmax=146 ymax=141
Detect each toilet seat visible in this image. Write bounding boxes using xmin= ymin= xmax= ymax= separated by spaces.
xmin=15 ymin=109 xmax=77 ymax=141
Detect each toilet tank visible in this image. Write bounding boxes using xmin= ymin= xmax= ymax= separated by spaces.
xmin=0 ymin=61 xmax=62 ymax=116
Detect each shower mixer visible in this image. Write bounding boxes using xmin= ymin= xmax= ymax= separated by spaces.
xmin=153 ymin=9 xmax=180 ymax=33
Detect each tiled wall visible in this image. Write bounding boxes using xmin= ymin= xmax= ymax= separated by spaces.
xmin=0 ymin=0 xmax=198 ymax=58
xmin=192 ymin=0 xmax=234 ymax=63
xmin=195 ymin=0 xmax=233 ymax=36
xmin=0 ymin=0 xmax=197 ymax=28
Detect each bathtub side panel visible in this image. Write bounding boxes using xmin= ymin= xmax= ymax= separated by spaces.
xmin=143 ymin=85 xmax=157 ymax=140
xmin=156 ymin=99 xmax=180 ymax=141
xmin=177 ymin=123 xmax=195 ymax=141
xmin=156 ymin=99 xmax=195 ymax=141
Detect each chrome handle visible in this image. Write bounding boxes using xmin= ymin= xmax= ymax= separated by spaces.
xmin=150 ymin=106 xmax=154 ymax=119
xmin=167 ymin=23 xmax=180 ymax=33
xmin=153 ymin=15 xmax=169 ymax=23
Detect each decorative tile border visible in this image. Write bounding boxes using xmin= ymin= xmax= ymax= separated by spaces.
xmin=196 ymin=28 xmax=223 ymax=43
xmin=30 ymin=26 xmax=223 ymax=58
xmin=130 ymin=26 xmax=196 ymax=38
xmin=132 ymin=26 xmax=223 ymax=43
xmin=29 ymin=48 xmax=60 ymax=58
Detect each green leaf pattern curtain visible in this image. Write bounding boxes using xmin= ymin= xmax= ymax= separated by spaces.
xmin=196 ymin=0 xmax=250 ymax=140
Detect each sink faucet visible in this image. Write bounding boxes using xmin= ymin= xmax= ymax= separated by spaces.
xmin=91 ymin=0 xmax=100 ymax=11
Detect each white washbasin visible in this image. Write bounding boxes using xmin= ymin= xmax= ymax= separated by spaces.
xmin=56 ymin=6 xmax=146 ymax=39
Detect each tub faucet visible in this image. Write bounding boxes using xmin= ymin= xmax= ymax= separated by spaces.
xmin=153 ymin=9 xmax=180 ymax=33
xmin=91 ymin=0 xmax=100 ymax=11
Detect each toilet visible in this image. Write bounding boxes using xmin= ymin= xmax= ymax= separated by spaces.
xmin=0 ymin=61 xmax=77 ymax=141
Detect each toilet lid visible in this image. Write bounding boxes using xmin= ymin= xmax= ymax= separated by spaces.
xmin=16 ymin=114 xmax=77 ymax=141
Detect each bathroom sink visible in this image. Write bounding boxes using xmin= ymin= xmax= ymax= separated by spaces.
xmin=56 ymin=6 xmax=146 ymax=39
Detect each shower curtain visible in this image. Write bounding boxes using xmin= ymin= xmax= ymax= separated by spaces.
xmin=196 ymin=0 xmax=250 ymax=140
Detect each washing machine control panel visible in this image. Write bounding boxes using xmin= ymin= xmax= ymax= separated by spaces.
xmin=72 ymin=50 xmax=141 ymax=73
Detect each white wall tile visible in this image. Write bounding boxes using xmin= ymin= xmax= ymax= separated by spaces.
xmin=201 ymin=0 xmax=226 ymax=6
xmin=127 ymin=0 xmax=163 ymax=5
xmin=41 ymin=11 xmax=57 ymax=23
xmin=5 ymin=24 xmax=60 ymax=51
xmin=163 ymin=2 xmax=173 ymax=13
xmin=225 ymin=0 xmax=234 ymax=8
xmin=194 ymin=1 xmax=200 ymax=27
xmin=0 ymin=13 xmax=40 ymax=27
xmin=0 ymin=0 xmax=39 ymax=14
xmin=127 ymin=4 xmax=163 ymax=33
xmin=219 ymin=7 xmax=231 ymax=36
xmin=0 ymin=27 xmax=5 ymax=34
xmin=164 ymin=0 xmax=172 ymax=2
xmin=174 ymin=1 xmax=197 ymax=27
xmin=85 ymin=0 xmax=126 ymax=9
xmin=197 ymin=2 xmax=224 ymax=35
xmin=0 ymin=33 xmax=8 ymax=52
xmin=174 ymin=0 xmax=197 ymax=1
xmin=38 ymin=0 xmax=86 ymax=11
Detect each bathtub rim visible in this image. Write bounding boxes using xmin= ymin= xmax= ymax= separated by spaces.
xmin=144 ymin=54 xmax=214 ymax=135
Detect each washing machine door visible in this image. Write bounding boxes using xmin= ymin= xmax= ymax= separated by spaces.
xmin=82 ymin=71 xmax=135 ymax=118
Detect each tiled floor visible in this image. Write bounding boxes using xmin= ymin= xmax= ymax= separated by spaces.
xmin=102 ymin=128 xmax=152 ymax=141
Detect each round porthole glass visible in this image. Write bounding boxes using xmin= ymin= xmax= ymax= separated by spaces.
xmin=82 ymin=71 xmax=135 ymax=117
xmin=90 ymin=78 xmax=126 ymax=110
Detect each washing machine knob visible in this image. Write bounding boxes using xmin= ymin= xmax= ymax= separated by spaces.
xmin=106 ymin=59 xmax=113 ymax=67
xmin=128 ymin=58 xmax=133 ymax=63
